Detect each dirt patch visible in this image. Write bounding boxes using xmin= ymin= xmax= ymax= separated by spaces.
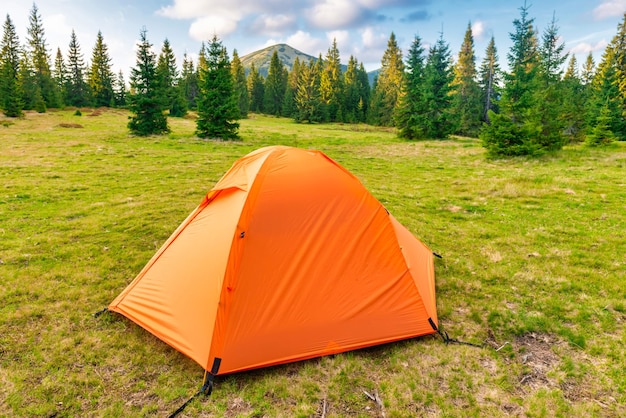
xmin=58 ymin=123 xmax=84 ymax=128
xmin=515 ymin=333 xmax=560 ymax=390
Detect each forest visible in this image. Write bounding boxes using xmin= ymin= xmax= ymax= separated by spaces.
xmin=1 ymin=4 xmax=625 ymax=156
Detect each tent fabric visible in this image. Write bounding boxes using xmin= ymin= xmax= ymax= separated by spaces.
xmin=109 ymin=145 xmax=438 ymax=376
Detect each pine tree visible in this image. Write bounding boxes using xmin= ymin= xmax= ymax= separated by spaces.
xmin=114 ymin=69 xmax=126 ymax=107
xmin=127 ymin=28 xmax=169 ymax=136
xmin=66 ymin=30 xmax=90 ymax=107
xmin=561 ymin=55 xmax=586 ymax=141
xmin=26 ymin=4 xmax=59 ymax=109
xmin=480 ymin=2 xmax=542 ymax=157
xmin=356 ymin=62 xmax=370 ymax=122
xmin=231 ymin=49 xmax=249 ymax=118
xmin=263 ymin=50 xmax=286 ymax=116
xmin=533 ymin=13 xmax=568 ymax=150
xmin=478 ymin=36 xmax=501 ymax=124
xmin=422 ymin=33 xmax=455 ymax=138
xmin=343 ymin=56 xmax=360 ymax=123
xmin=282 ymin=56 xmax=301 ymax=117
xmin=156 ymin=38 xmax=186 ymax=117
xmin=581 ymin=52 xmax=595 ymax=85
xmin=395 ymin=35 xmax=427 ymax=139
xmin=247 ymin=63 xmax=264 ymax=113
xmin=320 ymin=38 xmax=344 ymax=121
xmin=295 ymin=59 xmax=323 ymax=123
xmin=1 ymin=14 xmax=23 ymax=117
xmin=179 ymin=52 xmax=199 ymax=110
xmin=18 ymin=51 xmax=40 ymax=111
xmin=53 ymin=47 xmax=67 ymax=107
xmin=369 ymin=32 xmax=404 ymax=126
xmin=88 ymin=31 xmax=115 ymax=107
xmin=195 ymin=35 xmax=239 ymax=139
xmin=587 ymin=14 xmax=626 ymax=141
xmin=451 ymin=23 xmax=483 ymax=137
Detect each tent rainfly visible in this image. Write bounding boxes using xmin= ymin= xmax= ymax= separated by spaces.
xmin=108 ymin=145 xmax=439 ymax=383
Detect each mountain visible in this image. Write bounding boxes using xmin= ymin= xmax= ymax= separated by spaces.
xmin=239 ymin=43 xmax=380 ymax=85
xmin=240 ymin=44 xmax=317 ymax=77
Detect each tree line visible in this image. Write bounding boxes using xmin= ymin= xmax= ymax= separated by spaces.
xmin=1 ymin=4 xmax=625 ymax=155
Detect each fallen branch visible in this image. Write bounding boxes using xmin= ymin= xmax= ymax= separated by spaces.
xmin=363 ymin=390 xmax=386 ymax=417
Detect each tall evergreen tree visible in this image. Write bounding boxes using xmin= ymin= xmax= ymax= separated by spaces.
xmin=156 ymin=38 xmax=186 ymax=116
xmin=480 ymin=2 xmax=542 ymax=156
xmin=422 ymin=32 xmax=455 ymax=138
xmin=19 ymin=51 xmax=41 ymax=111
xmin=247 ymin=62 xmax=264 ymax=113
xmin=66 ymin=30 xmax=90 ymax=107
xmin=356 ymin=62 xmax=370 ymax=122
xmin=127 ymin=28 xmax=169 ymax=136
xmin=179 ymin=52 xmax=199 ymax=110
xmin=395 ymin=35 xmax=427 ymax=139
xmin=230 ymin=49 xmax=249 ymax=118
xmin=561 ymin=55 xmax=586 ymax=141
xmin=114 ymin=69 xmax=126 ymax=107
xmin=195 ymin=35 xmax=239 ymax=139
xmin=451 ymin=23 xmax=482 ymax=137
xmin=320 ymin=38 xmax=344 ymax=121
xmin=478 ymin=36 xmax=501 ymax=124
xmin=343 ymin=55 xmax=361 ymax=123
xmin=88 ymin=31 xmax=115 ymax=107
xmin=294 ymin=58 xmax=323 ymax=123
xmin=282 ymin=56 xmax=301 ymax=117
xmin=263 ymin=50 xmax=286 ymax=116
xmin=53 ymin=47 xmax=68 ymax=106
xmin=369 ymin=32 xmax=404 ymax=126
xmin=1 ymin=14 xmax=23 ymax=116
xmin=581 ymin=52 xmax=595 ymax=85
xmin=26 ymin=3 xmax=59 ymax=109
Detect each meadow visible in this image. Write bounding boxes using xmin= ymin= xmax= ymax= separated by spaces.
xmin=0 ymin=108 xmax=624 ymax=417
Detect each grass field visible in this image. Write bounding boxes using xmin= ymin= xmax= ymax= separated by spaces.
xmin=1 ymin=108 xmax=624 ymax=417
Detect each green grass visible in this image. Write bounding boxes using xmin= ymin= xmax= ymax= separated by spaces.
xmin=1 ymin=109 xmax=625 ymax=417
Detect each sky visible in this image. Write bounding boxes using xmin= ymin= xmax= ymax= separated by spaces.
xmin=3 ymin=0 xmax=626 ymax=78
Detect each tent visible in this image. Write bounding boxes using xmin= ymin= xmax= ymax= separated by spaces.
xmin=109 ymin=145 xmax=438 ymax=380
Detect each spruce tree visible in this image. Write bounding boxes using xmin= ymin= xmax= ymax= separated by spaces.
xmin=1 ymin=14 xmax=23 ymax=117
xmin=66 ymin=30 xmax=90 ymax=107
xmin=179 ymin=52 xmax=199 ymax=110
xmin=231 ymin=49 xmax=249 ymax=118
xmin=478 ymin=36 xmax=501 ymax=124
xmin=53 ymin=48 xmax=68 ymax=107
xmin=26 ymin=4 xmax=59 ymax=109
xmin=343 ymin=55 xmax=360 ymax=123
xmin=294 ymin=59 xmax=323 ymax=123
xmin=156 ymin=38 xmax=186 ymax=117
xmin=480 ymin=2 xmax=542 ymax=157
xmin=114 ymin=69 xmax=126 ymax=107
xmin=320 ymin=38 xmax=344 ymax=121
xmin=395 ymin=35 xmax=427 ymax=139
xmin=451 ymin=23 xmax=483 ymax=137
xmin=282 ymin=56 xmax=301 ymax=118
xmin=88 ymin=31 xmax=115 ymax=107
xmin=127 ymin=28 xmax=169 ymax=136
xmin=263 ymin=50 xmax=286 ymax=116
xmin=195 ymin=35 xmax=239 ymax=139
xmin=422 ymin=33 xmax=455 ymax=138
xmin=369 ymin=32 xmax=404 ymax=126
xmin=561 ymin=56 xmax=586 ymax=141
xmin=247 ymin=63 xmax=264 ymax=113
xmin=356 ymin=62 xmax=370 ymax=122
xmin=19 ymin=51 xmax=39 ymax=111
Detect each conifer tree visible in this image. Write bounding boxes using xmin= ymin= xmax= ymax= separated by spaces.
xmin=478 ymin=36 xmax=501 ymax=123
xmin=247 ymin=62 xmax=265 ymax=112
xmin=343 ymin=55 xmax=361 ymax=123
xmin=282 ymin=56 xmax=301 ymax=117
xmin=26 ymin=3 xmax=59 ymax=109
xmin=263 ymin=50 xmax=286 ymax=116
xmin=356 ymin=62 xmax=370 ymax=121
xmin=480 ymin=2 xmax=542 ymax=156
xmin=88 ymin=31 xmax=115 ymax=107
xmin=395 ymin=35 xmax=427 ymax=139
xmin=320 ymin=38 xmax=344 ymax=121
xmin=581 ymin=52 xmax=595 ymax=85
xmin=422 ymin=33 xmax=455 ymax=138
xmin=19 ymin=51 xmax=40 ymax=111
xmin=53 ymin=47 xmax=68 ymax=106
xmin=179 ymin=52 xmax=199 ymax=110
xmin=230 ymin=49 xmax=249 ymax=118
xmin=114 ymin=69 xmax=126 ymax=107
xmin=127 ymin=28 xmax=169 ymax=136
xmin=294 ymin=59 xmax=323 ymax=123
xmin=1 ymin=14 xmax=23 ymax=117
xmin=195 ymin=35 xmax=239 ymax=139
xmin=451 ymin=23 xmax=482 ymax=137
xmin=66 ymin=29 xmax=90 ymax=107
xmin=561 ymin=56 xmax=586 ymax=141
xmin=369 ymin=32 xmax=404 ymax=126
xmin=156 ymin=38 xmax=186 ymax=116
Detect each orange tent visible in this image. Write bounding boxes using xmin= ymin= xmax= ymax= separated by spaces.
xmin=109 ymin=145 xmax=438 ymax=379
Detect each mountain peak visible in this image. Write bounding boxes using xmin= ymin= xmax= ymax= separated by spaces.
xmin=240 ymin=44 xmax=317 ymax=76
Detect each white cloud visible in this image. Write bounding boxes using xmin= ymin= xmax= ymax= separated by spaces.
xmin=361 ymin=27 xmax=387 ymax=49
xmin=189 ymin=15 xmax=239 ymax=40
xmin=569 ymin=39 xmax=608 ymax=54
xmin=327 ymin=30 xmax=350 ymax=48
xmin=307 ymin=0 xmax=366 ymax=29
xmin=251 ymin=14 xmax=297 ymax=36
xmin=284 ymin=31 xmax=328 ymax=56
xmin=592 ymin=0 xmax=626 ymax=20
xmin=471 ymin=20 xmax=486 ymax=40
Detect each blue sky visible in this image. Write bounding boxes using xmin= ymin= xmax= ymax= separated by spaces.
xmin=4 ymin=0 xmax=626 ymax=77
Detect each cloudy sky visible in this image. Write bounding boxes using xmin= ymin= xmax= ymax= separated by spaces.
xmin=4 ymin=0 xmax=626 ymax=77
